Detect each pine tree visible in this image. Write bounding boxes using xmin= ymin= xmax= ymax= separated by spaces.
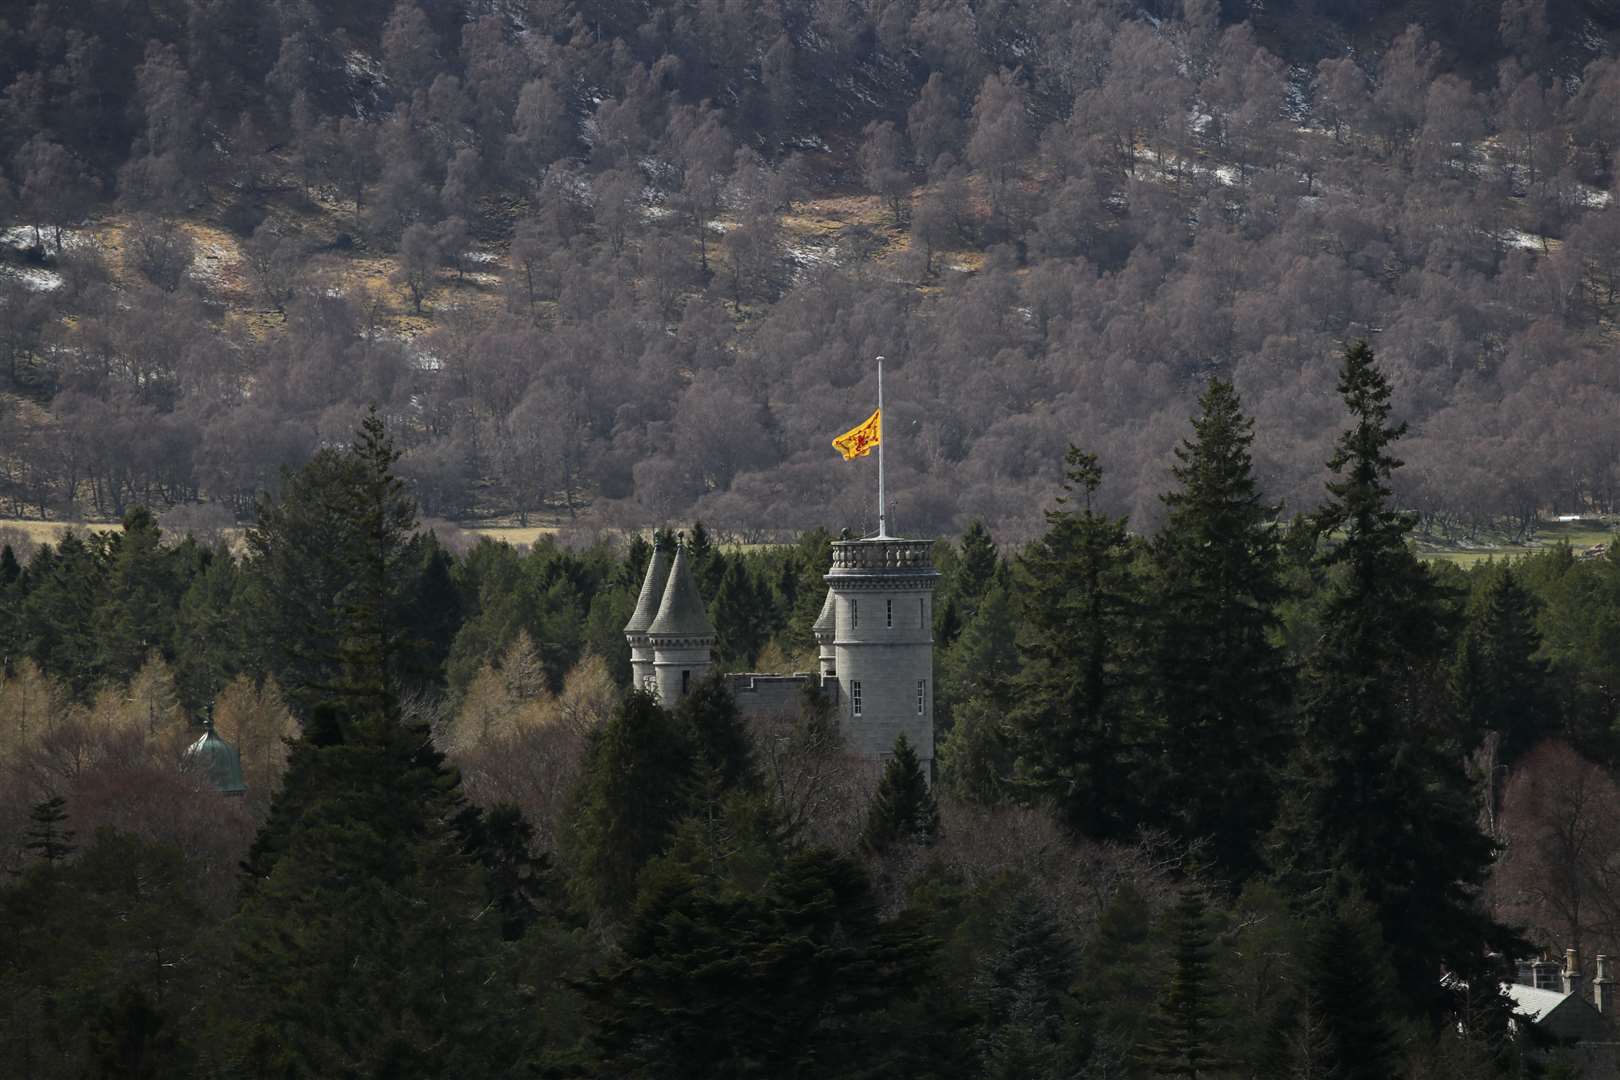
xmin=1145 ymin=378 xmax=1291 ymax=877
xmin=954 ymin=519 xmax=1000 ymax=618
xmin=1268 ymin=341 xmax=1508 ymax=1016
xmin=1139 ymin=889 xmax=1229 ymax=1080
xmin=862 ymin=732 xmax=940 ymax=852
xmin=1008 ymin=447 xmax=1142 ymax=839
xmin=22 ymin=531 xmax=110 ymax=696
xmin=710 ymin=558 xmax=768 ymax=670
xmin=23 ymin=794 xmax=75 ymax=862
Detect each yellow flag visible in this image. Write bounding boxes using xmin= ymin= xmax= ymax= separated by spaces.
xmin=832 ymin=409 xmax=882 ymax=461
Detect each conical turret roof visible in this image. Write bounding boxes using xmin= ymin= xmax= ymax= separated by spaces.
xmin=624 ymin=545 xmax=674 ymax=635
xmin=813 ymin=587 xmax=836 ymax=639
xmin=648 ymin=545 xmax=716 ymax=638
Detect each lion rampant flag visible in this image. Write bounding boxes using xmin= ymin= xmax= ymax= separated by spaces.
xmin=832 ymin=408 xmax=882 ymax=461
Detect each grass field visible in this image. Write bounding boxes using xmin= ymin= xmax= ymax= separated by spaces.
xmin=1416 ymin=518 xmax=1615 ymax=567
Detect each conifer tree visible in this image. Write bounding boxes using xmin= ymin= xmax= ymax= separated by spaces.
xmin=97 ymin=507 xmax=185 ymax=686
xmin=972 ymin=889 xmax=1084 ymax=1080
xmin=247 ymin=408 xmax=423 ymax=723
xmin=232 ymin=703 xmax=528 ymax=1077
xmin=566 ymin=689 xmax=695 ymax=920
xmin=23 ymin=531 xmax=109 ymax=697
xmin=1456 ymin=567 xmax=1556 ymax=765
xmin=1139 ymin=888 xmax=1229 ymax=1080
xmin=1300 ymin=897 xmax=1400 ymax=1080
xmin=1146 ymin=378 xmax=1290 ymax=877
xmin=23 ymin=794 xmax=75 ymax=862
xmin=675 ymin=672 xmax=757 ymax=792
xmin=1268 ymin=341 xmax=1507 ymax=1015
xmin=862 ymin=732 xmax=940 ymax=852
xmin=954 ymin=519 xmax=1000 ymax=618
xmin=1009 ymin=447 xmax=1141 ymax=839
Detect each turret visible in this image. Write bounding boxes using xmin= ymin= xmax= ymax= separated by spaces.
xmin=825 ymin=536 xmax=939 ymax=773
xmin=813 ymin=587 xmax=837 ymax=678
xmin=624 ymin=543 xmax=674 ymax=691
xmin=647 ymin=544 xmax=715 ymax=703
xmin=183 ymin=716 xmax=246 ymax=797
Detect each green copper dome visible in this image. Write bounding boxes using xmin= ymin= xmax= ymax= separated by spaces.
xmin=184 ymin=723 xmax=247 ymax=796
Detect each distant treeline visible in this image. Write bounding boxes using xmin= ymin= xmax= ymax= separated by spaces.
xmin=4 ymin=348 xmax=1620 ymax=1076
xmin=2 ymin=2 xmax=1620 ymax=535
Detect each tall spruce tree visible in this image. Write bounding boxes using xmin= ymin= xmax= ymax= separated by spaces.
xmin=247 ymin=408 xmax=423 ymax=723
xmin=1146 ymin=378 xmax=1290 ymax=877
xmin=1139 ymin=889 xmax=1229 ymax=1080
xmin=1008 ymin=448 xmax=1142 ymax=839
xmin=1267 ymin=341 xmax=1508 ymax=1016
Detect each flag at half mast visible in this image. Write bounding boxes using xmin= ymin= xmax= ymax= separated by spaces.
xmin=832 ymin=408 xmax=881 ymax=461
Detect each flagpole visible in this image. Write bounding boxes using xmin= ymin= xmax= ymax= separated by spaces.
xmin=876 ymin=356 xmax=888 ymax=539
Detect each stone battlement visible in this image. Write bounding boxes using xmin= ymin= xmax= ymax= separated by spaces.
xmin=828 ymin=538 xmax=936 ymax=575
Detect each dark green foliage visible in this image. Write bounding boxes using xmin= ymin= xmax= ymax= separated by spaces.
xmin=971 ymin=890 xmax=1085 ymax=1080
xmin=675 ymin=672 xmax=757 ymax=792
xmin=862 ymin=732 xmax=940 ymax=852
xmin=1138 ymin=889 xmax=1229 ymax=1079
xmin=710 ymin=557 xmax=774 ymax=670
xmin=171 ymin=543 xmax=246 ymax=712
xmin=1008 ymin=448 xmax=1142 ymax=839
xmin=566 ymin=689 xmax=695 ymax=920
xmin=246 ymin=409 xmax=423 ymax=721
xmin=1268 ymin=342 xmax=1507 ymax=1016
xmin=936 ymin=567 xmax=1019 ymax=738
xmin=231 ymin=704 xmax=529 ymax=1077
xmin=1299 ymin=897 xmax=1401 ymax=1080
xmin=23 ymin=795 xmax=75 ymax=862
xmin=580 ymin=848 xmax=945 ymax=1079
xmin=1144 ymin=378 xmax=1291 ymax=877
xmin=937 ymin=696 xmax=1015 ymax=806
xmin=1456 ymin=567 xmax=1557 ymax=764
xmin=0 ymin=829 xmax=210 ymax=1079
xmin=96 ymin=507 xmax=186 ymax=684
xmin=0 ymin=544 xmax=20 ymax=586
xmin=22 ymin=530 xmax=111 ymax=697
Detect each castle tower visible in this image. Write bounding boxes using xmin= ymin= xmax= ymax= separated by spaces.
xmin=623 ymin=544 xmax=674 ymax=691
xmin=646 ymin=544 xmax=715 ymax=703
xmin=826 ymin=536 xmax=939 ymax=771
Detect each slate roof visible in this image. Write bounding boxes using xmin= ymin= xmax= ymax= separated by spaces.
xmin=813 ymin=587 xmax=836 ymax=638
xmin=624 ymin=546 xmax=674 ymax=635
xmin=648 ymin=545 xmax=716 ymax=638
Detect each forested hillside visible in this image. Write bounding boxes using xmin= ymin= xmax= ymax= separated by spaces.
xmin=4 ymin=0 xmax=1620 ymax=538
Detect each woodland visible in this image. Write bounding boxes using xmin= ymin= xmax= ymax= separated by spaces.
xmin=2 ymin=0 xmax=1620 ymax=539
xmin=4 ymin=353 xmax=1620 ymax=1077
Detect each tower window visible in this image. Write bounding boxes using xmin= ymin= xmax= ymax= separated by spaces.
xmin=851 ymin=680 xmax=863 ymax=717
xmin=851 ymin=599 xmax=858 ymax=628
xmin=919 ymin=597 xmax=925 ymax=627
xmin=917 ymin=679 xmax=926 ymax=715
xmin=682 ymin=670 xmax=691 ymax=695
xmin=886 ymin=599 xmax=893 ymax=627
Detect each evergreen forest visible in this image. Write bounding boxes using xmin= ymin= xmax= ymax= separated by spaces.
xmin=4 ymin=348 xmax=1620 ymax=1077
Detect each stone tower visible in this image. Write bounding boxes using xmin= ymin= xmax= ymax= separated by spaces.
xmin=624 ymin=544 xmax=673 ymax=691
xmin=644 ymin=544 xmax=715 ymax=704
xmin=825 ymin=535 xmax=939 ymax=771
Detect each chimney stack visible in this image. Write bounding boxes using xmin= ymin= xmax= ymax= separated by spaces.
xmin=1565 ymin=947 xmax=1584 ymax=997
xmin=1597 ymin=955 xmax=1613 ymax=1014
